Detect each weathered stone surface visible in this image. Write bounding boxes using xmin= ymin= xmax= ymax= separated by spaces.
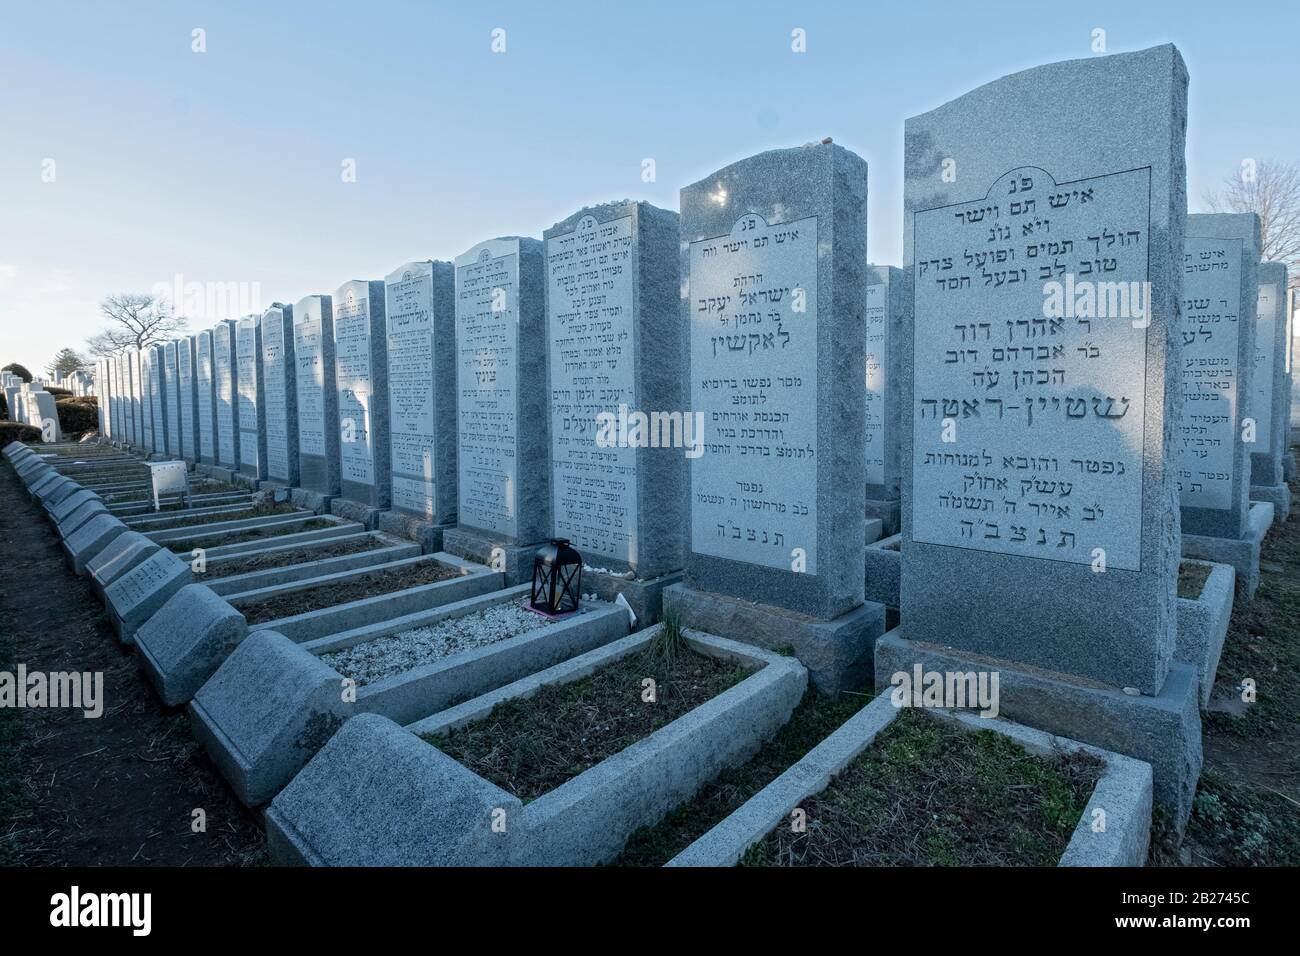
xmin=452 ymin=237 xmax=549 ymax=547
xmin=865 ymin=264 xmax=904 ymax=535
xmin=901 ymin=45 xmax=1187 ymax=695
xmin=164 ymin=340 xmax=182 ymax=458
xmin=293 ymin=294 xmax=340 ymax=498
xmin=260 ymin=303 xmax=298 ymax=487
xmin=1250 ymin=261 xmax=1291 ymax=490
xmin=680 ymin=142 xmax=867 ymax=620
xmin=236 ymin=314 xmax=266 ymax=479
xmin=267 ymin=713 xmax=520 ymax=866
xmin=332 ymin=280 xmax=389 ymax=511
xmin=104 ymin=547 xmax=192 ymax=644
xmin=63 ymin=513 xmax=128 ymax=575
xmin=545 ymin=201 xmax=683 ymax=581
xmin=135 ymin=583 xmax=247 ymax=706
xmin=189 ymin=629 xmax=348 ymax=806
xmin=1179 ymin=214 xmax=1259 ymax=539
xmin=177 ymin=336 xmax=200 ymax=461
xmin=88 ymin=530 xmax=161 ymax=595
xmin=384 ymin=261 xmax=455 ymax=527
xmin=196 ymin=329 xmax=217 ymax=464
xmin=1174 ymin=560 xmax=1235 ymax=708
xmin=212 ymin=319 xmax=241 ymax=469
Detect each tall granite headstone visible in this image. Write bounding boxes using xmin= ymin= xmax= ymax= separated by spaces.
xmin=236 ymin=314 xmax=266 ymax=480
xmin=865 ymin=264 xmax=904 ymax=536
xmin=149 ymin=344 xmax=168 ymax=455
xmin=875 ymin=45 xmax=1201 ymax=827
xmin=212 ymin=319 xmax=241 ymax=472
xmin=196 ymin=329 xmax=217 ymax=465
xmin=260 ymin=303 xmax=298 ymax=489
xmin=164 ymin=341 xmax=182 ymax=458
xmin=444 ymin=236 xmax=549 ymax=584
xmin=1249 ymin=261 xmax=1292 ymax=520
xmin=330 ymin=280 xmax=390 ymax=524
xmin=378 ymin=260 xmax=456 ymax=548
xmin=544 ymin=201 xmax=684 ymax=621
xmin=177 ymin=336 xmax=199 ymax=462
xmin=139 ymin=348 xmax=155 ymax=452
xmin=292 ymin=294 xmax=339 ymax=510
xmin=1179 ymin=214 xmax=1269 ymax=597
xmin=662 ymin=141 xmax=879 ymax=693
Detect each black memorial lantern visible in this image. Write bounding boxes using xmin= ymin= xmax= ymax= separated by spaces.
xmin=530 ymin=538 xmax=582 ymax=615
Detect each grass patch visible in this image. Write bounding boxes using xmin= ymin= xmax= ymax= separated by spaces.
xmin=1159 ymin=769 xmax=1300 ymax=866
xmin=1204 ymin=480 xmax=1300 ymax=739
xmin=233 ymin=559 xmax=463 ymax=624
xmin=1178 ymin=561 xmax=1211 ymax=599
xmin=744 ymin=708 xmax=1102 ymax=867
xmin=614 ymin=683 xmax=872 ymax=866
xmin=425 ymin=645 xmax=751 ymax=802
xmin=165 ymin=518 xmax=333 ymax=553
xmin=203 ymin=535 xmax=389 ymax=579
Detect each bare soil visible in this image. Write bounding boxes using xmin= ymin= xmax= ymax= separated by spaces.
xmin=165 ymin=518 xmax=333 ymax=553
xmin=0 ymin=464 xmax=265 ymax=866
xmin=204 ymin=535 xmax=389 ymax=580
xmin=234 ymin=560 xmax=462 ymax=625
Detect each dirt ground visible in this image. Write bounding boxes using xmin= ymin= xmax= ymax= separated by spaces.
xmin=0 ymin=466 xmax=265 ymax=866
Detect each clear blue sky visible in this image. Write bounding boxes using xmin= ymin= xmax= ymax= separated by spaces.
xmin=1 ymin=0 xmax=1297 ymax=374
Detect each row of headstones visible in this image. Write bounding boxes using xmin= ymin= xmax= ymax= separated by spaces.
xmin=3 ymin=373 xmax=61 ymax=441
xmin=82 ymin=42 xmax=1295 ymax=829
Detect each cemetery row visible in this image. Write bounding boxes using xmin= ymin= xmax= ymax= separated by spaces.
xmin=3 ymin=43 xmax=1297 ymax=867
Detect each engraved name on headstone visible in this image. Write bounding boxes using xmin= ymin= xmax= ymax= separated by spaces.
xmin=261 ymin=304 xmax=298 ymax=486
xmin=293 ymin=294 xmax=339 ymax=496
xmin=384 ymin=261 xmax=455 ymax=523
xmin=196 ymin=330 xmax=216 ymax=464
xmin=236 ymin=314 xmax=265 ymax=478
xmin=912 ymin=166 xmax=1150 ymax=572
xmin=1178 ymin=237 xmax=1242 ymax=513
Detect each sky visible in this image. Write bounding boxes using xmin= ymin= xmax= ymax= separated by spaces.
xmin=1 ymin=0 xmax=1298 ymax=375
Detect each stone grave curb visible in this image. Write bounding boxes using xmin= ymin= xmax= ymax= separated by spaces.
xmin=864 ymin=533 xmax=901 ymax=610
xmin=1181 ymin=501 xmax=1272 ymax=599
xmin=268 ymin=627 xmax=804 ymax=865
xmin=197 ymin=594 xmax=628 ymax=808
xmin=578 ymin=567 xmax=683 ymax=629
xmin=874 ymin=628 xmax=1201 ymax=831
xmin=203 ymin=535 xmax=418 ymax=596
xmin=126 ymin=502 xmax=262 ymax=531
xmin=63 ymin=514 xmax=129 ymax=575
xmin=189 ymin=629 xmax=344 ymax=806
xmin=1249 ymin=483 xmax=1291 ymax=524
xmin=241 ymin=553 xmax=504 ymax=643
xmin=87 ymin=531 xmax=161 ymax=598
xmin=666 ymin=694 xmax=1152 ymax=868
xmin=265 ymin=713 xmax=521 ymax=866
xmin=104 ymin=549 xmax=193 ymax=645
xmin=177 ymin=516 xmax=361 ymax=560
xmin=374 ymin=510 xmax=454 ymax=554
xmin=57 ymin=499 xmax=110 ymax=539
xmin=1174 ymin=560 xmax=1236 ymax=709
xmin=141 ymin=510 xmax=312 ymax=544
xmin=664 ymin=582 xmax=883 ymax=695
xmin=222 ymin=551 xmax=440 ymax=605
xmin=135 ymin=583 xmax=248 ymax=707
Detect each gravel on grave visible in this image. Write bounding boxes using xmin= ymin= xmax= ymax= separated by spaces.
xmin=320 ymin=602 xmax=551 ymax=685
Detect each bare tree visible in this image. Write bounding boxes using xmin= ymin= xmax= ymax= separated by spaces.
xmin=85 ymin=293 xmax=188 ymax=357
xmin=1205 ymin=159 xmax=1300 ymax=287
